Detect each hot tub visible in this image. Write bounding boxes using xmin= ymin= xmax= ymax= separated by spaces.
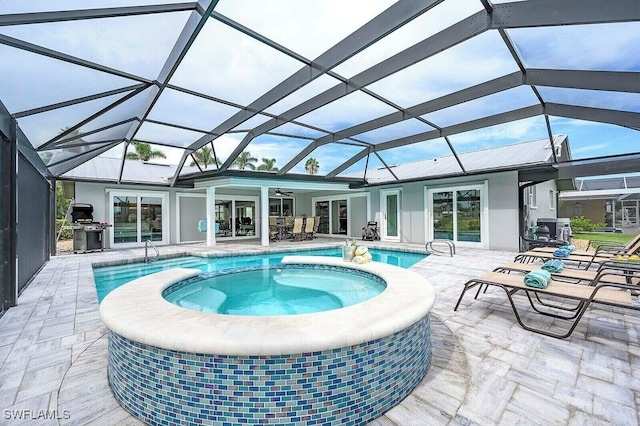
xmin=100 ymin=256 xmax=436 ymax=425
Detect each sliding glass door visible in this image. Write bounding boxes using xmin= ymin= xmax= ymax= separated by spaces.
xmin=110 ymin=191 xmax=168 ymax=246
xmin=141 ymin=196 xmax=163 ymax=242
xmin=314 ymin=201 xmax=329 ymax=234
xmin=426 ymin=183 xmax=486 ymax=247
xmin=313 ymin=195 xmax=370 ymax=238
xmin=331 ymin=200 xmax=347 ymax=235
xmin=215 ymin=196 xmax=259 ymax=239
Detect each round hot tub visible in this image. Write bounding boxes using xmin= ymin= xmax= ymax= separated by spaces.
xmin=162 ymin=265 xmax=387 ymax=315
xmin=100 ymin=256 xmax=435 ymax=425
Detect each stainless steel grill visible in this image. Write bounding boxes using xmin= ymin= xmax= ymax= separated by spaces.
xmin=71 ymin=204 xmax=108 ymax=253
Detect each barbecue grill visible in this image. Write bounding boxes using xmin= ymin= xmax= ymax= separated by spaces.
xmin=71 ymin=203 xmax=108 ymax=253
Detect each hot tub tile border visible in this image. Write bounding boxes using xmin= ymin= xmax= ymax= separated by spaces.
xmin=161 ymin=263 xmax=386 ymax=299
xmin=108 ymin=315 xmax=431 ymax=425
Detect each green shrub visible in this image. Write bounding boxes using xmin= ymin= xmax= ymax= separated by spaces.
xmin=56 ymin=219 xmax=73 ymax=240
xmin=570 ymin=216 xmax=605 ymax=233
xmin=458 ymin=218 xmax=480 ymax=231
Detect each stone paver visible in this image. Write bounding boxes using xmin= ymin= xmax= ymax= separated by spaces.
xmin=0 ymin=239 xmax=638 ymax=425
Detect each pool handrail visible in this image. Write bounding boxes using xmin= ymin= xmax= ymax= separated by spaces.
xmin=144 ymin=239 xmax=159 ymax=263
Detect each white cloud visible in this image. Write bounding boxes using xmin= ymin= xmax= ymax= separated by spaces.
xmin=215 ymin=0 xmax=395 ymax=60
xmin=509 ymin=23 xmax=640 ymax=71
xmin=2 ymin=0 xmax=636 ymax=179
xmin=450 ymin=116 xmax=548 ymax=149
xmin=169 ymin=18 xmax=304 ymax=106
xmin=367 ymin=30 xmax=520 ymax=108
xmin=570 ymin=143 xmax=610 ymax=156
xmin=0 ymin=11 xmax=191 ymax=79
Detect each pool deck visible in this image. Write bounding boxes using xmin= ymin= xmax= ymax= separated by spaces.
xmin=1 ymin=238 xmax=639 ymax=425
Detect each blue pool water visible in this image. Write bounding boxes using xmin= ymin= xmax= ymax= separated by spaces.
xmin=93 ymin=247 xmax=425 ymax=302
xmin=163 ymin=265 xmax=386 ymax=316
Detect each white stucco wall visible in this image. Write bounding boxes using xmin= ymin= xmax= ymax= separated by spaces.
xmin=525 ymin=179 xmax=561 ymax=237
xmin=486 ymin=171 xmax=520 ymax=251
xmin=73 ymin=169 xmax=526 ymax=251
xmin=371 ymin=171 xmax=521 ymax=251
xmin=74 ymin=182 xmax=195 ymax=248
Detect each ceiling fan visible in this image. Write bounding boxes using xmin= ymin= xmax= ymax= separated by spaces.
xmin=272 ymin=188 xmax=293 ymax=197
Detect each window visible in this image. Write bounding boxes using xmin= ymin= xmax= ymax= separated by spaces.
xmin=549 ymin=190 xmax=556 ymax=210
xmin=269 ymin=197 xmax=295 ymax=216
xmin=525 ymin=186 xmax=537 ymax=208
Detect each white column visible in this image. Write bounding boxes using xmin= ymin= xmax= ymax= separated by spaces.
xmin=260 ymin=186 xmax=269 ymax=246
xmin=206 ymin=186 xmax=216 ymax=246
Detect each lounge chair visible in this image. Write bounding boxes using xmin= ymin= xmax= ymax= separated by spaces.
xmin=586 ymin=232 xmax=640 ymax=252
xmin=454 ymin=270 xmax=637 ymax=338
xmin=514 ymin=250 xmax=613 ymax=269
xmin=493 ymin=261 xmax=640 ymax=286
xmin=531 ymin=232 xmax=640 ymax=258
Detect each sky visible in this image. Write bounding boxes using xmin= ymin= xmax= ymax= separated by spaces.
xmin=0 ymin=0 xmax=638 ymax=180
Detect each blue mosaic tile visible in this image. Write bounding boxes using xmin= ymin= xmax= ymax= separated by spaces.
xmin=161 ymin=264 xmax=386 ymax=299
xmin=108 ymin=315 xmax=431 ymax=425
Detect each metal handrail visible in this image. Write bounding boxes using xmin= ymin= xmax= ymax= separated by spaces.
xmin=144 ymin=239 xmax=159 ymax=263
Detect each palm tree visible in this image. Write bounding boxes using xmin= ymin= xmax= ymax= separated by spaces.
xmin=126 ymin=141 xmax=166 ymax=161
xmin=233 ymin=151 xmax=258 ymax=170
xmin=305 ymin=157 xmax=319 ymax=175
xmin=257 ymin=158 xmax=278 ymax=172
xmin=189 ymin=146 xmax=216 ymax=169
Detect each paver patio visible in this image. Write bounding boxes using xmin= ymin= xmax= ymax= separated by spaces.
xmin=1 ymin=239 xmax=638 ymax=425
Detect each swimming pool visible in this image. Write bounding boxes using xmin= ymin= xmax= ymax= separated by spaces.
xmin=93 ymin=247 xmax=425 ymax=302
xmin=163 ymin=265 xmax=387 ymax=315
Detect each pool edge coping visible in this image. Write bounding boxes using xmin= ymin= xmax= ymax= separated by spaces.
xmin=90 ymin=244 xmax=428 ymax=268
xmin=99 ymin=256 xmax=435 ymax=356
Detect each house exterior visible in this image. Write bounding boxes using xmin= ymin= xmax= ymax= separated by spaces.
xmin=63 ymin=137 xmax=570 ymax=252
xmin=559 ymin=175 xmax=640 ymax=232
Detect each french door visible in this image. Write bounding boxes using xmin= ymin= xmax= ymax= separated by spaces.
xmin=426 ymin=183 xmax=487 ymax=248
xmin=380 ymin=189 xmax=400 ymax=241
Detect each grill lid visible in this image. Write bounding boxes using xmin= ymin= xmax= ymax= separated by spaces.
xmin=71 ymin=203 xmax=93 ymax=223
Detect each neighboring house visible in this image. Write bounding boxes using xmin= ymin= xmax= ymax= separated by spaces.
xmin=559 ymin=175 xmax=640 ymax=231
xmin=62 ymin=137 xmax=571 ymax=252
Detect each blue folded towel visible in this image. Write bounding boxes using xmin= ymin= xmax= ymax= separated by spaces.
xmin=524 ymin=269 xmax=551 ymax=289
xmin=553 ymin=248 xmax=570 ymax=258
xmin=542 ymin=259 xmax=564 ymax=273
xmin=198 ymin=219 xmax=207 ymax=233
xmin=559 ymin=244 xmax=575 ymax=252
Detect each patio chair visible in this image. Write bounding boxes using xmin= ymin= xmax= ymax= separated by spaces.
xmin=269 ymin=216 xmax=279 ymax=241
xmin=304 ymin=216 xmax=315 ymax=239
xmin=313 ymin=216 xmax=321 ymax=236
xmin=290 ymin=217 xmax=304 ymax=241
xmin=454 ymin=270 xmax=637 ymax=338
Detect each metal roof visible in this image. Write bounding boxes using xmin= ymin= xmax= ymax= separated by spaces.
xmin=62 ymin=156 xmax=199 ymax=185
xmin=559 ymin=173 xmax=640 ymax=201
xmin=1 ymin=1 xmax=640 ymax=187
xmin=361 ymin=136 xmax=567 ymax=183
xmin=576 ymin=176 xmax=640 ymax=191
